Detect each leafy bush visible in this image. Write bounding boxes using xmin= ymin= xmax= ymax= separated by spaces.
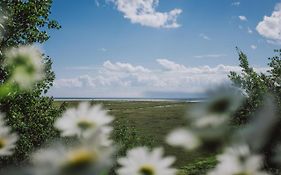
xmin=229 ymin=48 xmax=281 ymax=171
xmin=228 ymin=48 xmax=268 ymax=124
xmin=0 ymin=95 xmax=65 ymax=166
xmin=229 ymin=48 xmax=281 ymax=125
xmin=0 ymin=0 xmax=63 ymax=166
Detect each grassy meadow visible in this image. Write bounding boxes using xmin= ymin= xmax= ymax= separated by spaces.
xmin=54 ymin=100 xmax=217 ymax=174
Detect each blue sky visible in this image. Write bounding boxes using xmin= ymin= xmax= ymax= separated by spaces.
xmin=45 ymin=0 xmax=281 ymax=98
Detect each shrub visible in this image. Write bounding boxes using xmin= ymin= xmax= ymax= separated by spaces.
xmin=0 ymin=95 xmax=65 ymax=166
xmin=229 ymin=48 xmax=281 ymax=171
xmin=0 ymin=0 xmax=62 ymax=166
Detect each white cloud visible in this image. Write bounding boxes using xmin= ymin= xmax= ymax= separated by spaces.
xmin=103 ymin=60 xmax=150 ymax=73
xmin=113 ymin=0 xmax=182 ymax=28
xmin=251 ymin=45 xmax=257 ymax=50
xmin=156 ymin=59 xmax=187 ymax=72
xmin=239 ymin=16 xmax=247 ymax=21
xmin=256 ymin=3 xmax=281 ymax=43
xmin=194 ymin=54 xmax=227 ymax=58
xmin=52 ymin=59 xmax=267 ymax=97
xmin=199 ymin=33 xmax=211 ymax=40
xmin=54 ymin=78 xmax=83 ymax=88
xmin=231 ymin=2 xmax=240 ymax=6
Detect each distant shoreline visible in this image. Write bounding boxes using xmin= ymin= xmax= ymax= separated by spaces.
xmin=53 ymin=97 xmax=206 ymax=102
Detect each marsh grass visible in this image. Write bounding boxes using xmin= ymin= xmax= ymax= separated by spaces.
xmin=54 ymin=101 xmax=216 ymax=173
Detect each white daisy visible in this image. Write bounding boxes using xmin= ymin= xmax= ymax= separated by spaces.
xmin=0 ymin=114 xmax=18 ymax=156
xmin=32 ymin=142 xmax=114 ymax=175
xmin=173 ymin=93 xmax=243 ymax=143
xmin=4 ymin=45 xmax=45 ymax=89
xmin=193 ymin=114 xmax=228 ymax=128
xmin=117 ymin=147 xmax=177 ymax=175
xmin=208 ymin=145 xmax=270 ymax=175
xmin=166 ymin=128 xmax=200 ymax=150
xmin=54 ymin=103 xmax=114 ymax=139
xmin=96 ymin=126 xmax=113 ymax=147
xmin=205 ymin=93 xmax=242 ymax=115
xmin=190 ymin=92 xmax=243 ymax=122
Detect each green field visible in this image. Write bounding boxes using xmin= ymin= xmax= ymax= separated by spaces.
xmin=54 ymin=100 xmax=216 ymax=174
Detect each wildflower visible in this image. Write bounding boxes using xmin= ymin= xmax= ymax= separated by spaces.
xmin=32 ymin=142 xmax=114 ymax=175
xmin=96 ymin=126 xmax=113 ymax=147
xmin=189 ymin=90 xmax=243 ymax=119
xmin=54 ymin=103 xmax=114 ymax=139
xmin=205 ymin=93 xmax=242 ymax=115
xmin=4 ymin=45 xmax=45 ymax=89
xmin=208 ymin=145 xmax=270 ymax=175
xmin=190 ymin=93 xmax=242 ymax=128
xmin=193 ymin=114 xmax=228 ymax=128
xmin=117 ymin=147 xmax=177 ymax=175
xmin=166 ymin=93 xmax=242 ymax=150
xmin=166 ymin=129 xmax=200 ymax=150
xmin=0 ymin=114 xmax=18 ymax=156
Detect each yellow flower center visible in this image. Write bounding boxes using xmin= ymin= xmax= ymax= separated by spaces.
xmin=62 ymin=149 xmax=98 ymax=172
xmin=0 ymin=139 xmax=6 ymax=149
xmin=67 ymin=149 xmax=97 ymax=165
xmin=77 ymin=120 xmax=95 ymax=130
xmin=139 ymin=165 xmax=155 ymax=175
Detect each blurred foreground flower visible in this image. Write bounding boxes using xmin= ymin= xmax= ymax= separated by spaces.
xmin=166 ymin=129 xmax=200 ymax=150
xmin=190 ymin=92 xmax=242 ymax=130
xmin=4 ymin=45 xmax=45 ymax=90
xmin=117 ymin=147 xmax=177 ymax=175
xmin=31 ymin=103 xmax=115 ymax=175
xmin=0 ymin=114 xmax=18 ymax=156
xmin=208 ymin=145 xmax=269 ymax=175
xmin=166 ymin=92 xmax=243 ymax=151
xmin=32 ymin=141 xmax=114 ymax=175
xmin=55 ymin=103 xmax=114 ymax=140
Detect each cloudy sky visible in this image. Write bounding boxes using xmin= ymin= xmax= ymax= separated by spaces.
xmin=45 ymin=0 xmax=281 ymax=98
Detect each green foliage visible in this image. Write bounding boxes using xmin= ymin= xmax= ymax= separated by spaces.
xmin=0 ymin=0 xmax=60 ymax=49
xmin=0 ymin=0 xmax=62 ymax=166
xmin=113 ymin=120 xmax=154 ymax=157
xmin=229 ymin=48 xmax=281 ymax=171
xmin=109 ymin=120 xmax=154 ymax=175
xmin=0 ymin=95 xmax=65 ymax=166
xmin=178 ymin=156 xmax=217 ymax=175
xmin=57 ymin=101 xmax=212 ymax=168
xmin=228 ymin=48 xmax=268 ymax=124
